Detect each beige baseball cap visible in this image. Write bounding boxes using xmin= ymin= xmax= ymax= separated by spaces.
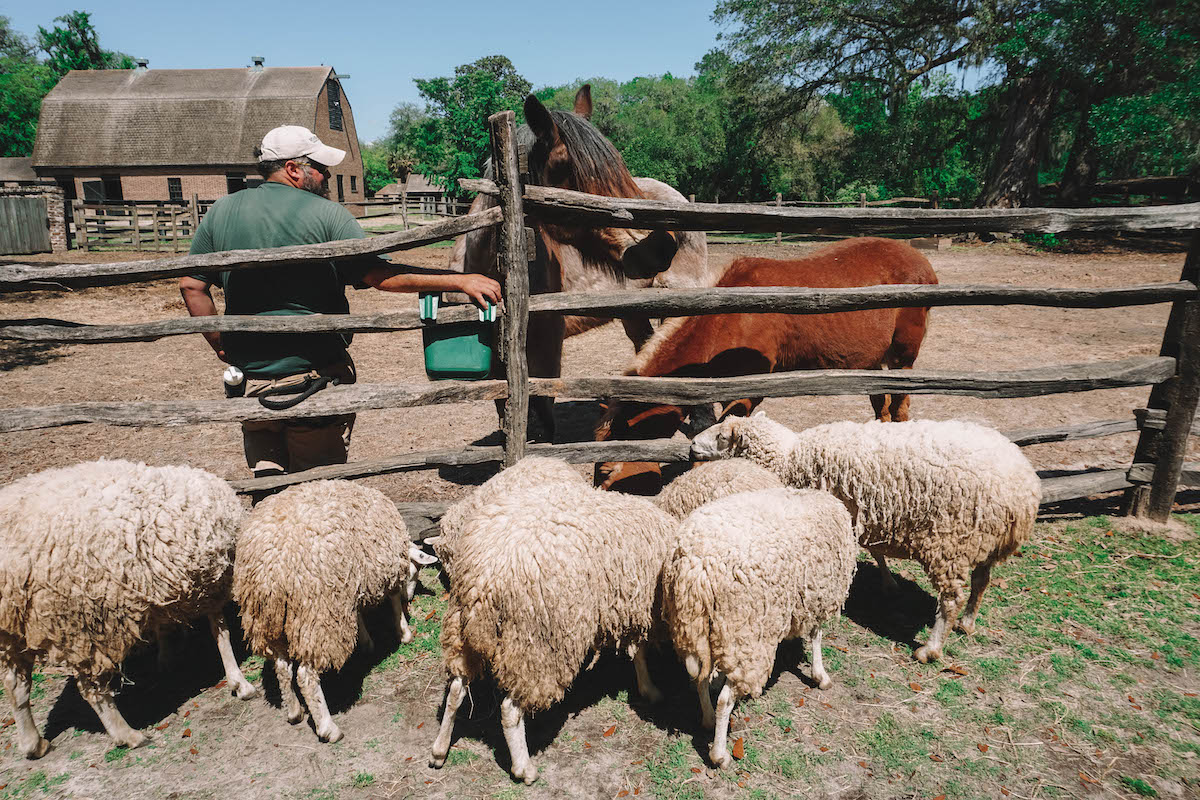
xmin=257 ymin=125 xmax=346 ymax=166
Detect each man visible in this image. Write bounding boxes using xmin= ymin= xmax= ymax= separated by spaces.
xmin=181 ymin=125 xmax=500 ymax=478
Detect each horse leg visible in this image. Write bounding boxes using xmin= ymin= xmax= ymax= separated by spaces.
xmin=523 ymin=313 xmax=565 ymax=443
xmin=622 ymin=317 xmax=655 ymax=352
xmin=886 ymin=308 xmax=929 ymax=422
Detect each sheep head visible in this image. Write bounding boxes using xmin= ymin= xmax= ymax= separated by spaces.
xmin=690 ymin=412 xmax=796 ymax=476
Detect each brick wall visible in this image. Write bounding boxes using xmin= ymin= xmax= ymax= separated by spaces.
xmin=314 ymin=77 xmax=365 ymax=214
xmin=0 ymin=183 xmax=67 ymax=253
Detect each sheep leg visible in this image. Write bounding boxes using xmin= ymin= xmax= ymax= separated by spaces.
xmin=274 ymin=658 xmax=304 ymax=724
xmin=2 ymin=653 xmax=49 ymax=758
xmin=915 ymin=579 xmax=966 ymax=663
xmin=77 ymin=675 xmax=148 ymax=750
xmin=956 ymin=564 xmax=992 ymax=635
xmin=708 ymin=681 xmax=736 ymax=769
xmin=208 ymin=614 xmax=257 ymax=700
xmin=501 ymin=695 xmax=537 ymax=784
xmin=155 ymin=624 xmax=175 ymax=670
xmin=356 ymin=611 xmax=375 ymax=654
xmin=296 ymin=664 xmax=342 ymax=743
xmin=632 ymin=644 xmax=663 ymax=704
xmin=873 ymin=552 xmax=899 ymax=594
xmin=809 ymin=629 xmax=833 ymax=690
xmin=697 ymin=675 xmax=716 ymax=730
xmin=429 ymin=676 xmax=466 ymax=768
xmin=390 ymin=591 xmax=414 ymax=645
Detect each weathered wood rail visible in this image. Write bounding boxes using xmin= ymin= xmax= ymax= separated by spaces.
xmin=3 ymin=110 xmax=1199 ymax=522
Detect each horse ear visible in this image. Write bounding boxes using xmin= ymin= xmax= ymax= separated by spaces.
xmin=524 ymin=94 xmax=558 ymax=144
xmin=573 ymin=84 xmax=593 ymax=119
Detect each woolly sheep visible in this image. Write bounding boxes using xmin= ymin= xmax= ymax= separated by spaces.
xmin=429 ymin=476 xmax=677 ymax=783
xmin=430 ymin=456 xmax=585 ymax=575
xmin=0 ymin=459 xmax=257 ymax=758
xmin=664 ymin=488 xmax=857 ymax=768
xmin=233 ymin=480 xmax=437 ymax=743
xmin=692 ymin=413 xmax=1041 ymax=663
xmin=655 ymin=458 xmax=784 ymax=519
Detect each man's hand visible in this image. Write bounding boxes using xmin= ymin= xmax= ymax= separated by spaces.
xmin=454 ymin=273 xmax=502 ymax=309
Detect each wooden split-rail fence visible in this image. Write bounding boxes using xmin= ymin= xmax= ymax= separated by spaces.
xmin=71 ymin=195 xmax=213 ymax=252
xmin=3 ymin=110 xmax=1200 ymax=534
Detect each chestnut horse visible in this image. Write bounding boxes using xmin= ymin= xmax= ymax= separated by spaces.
xmin=594 ymin=237 xmax=939 ymax=494
xmin=449 ymin=86 xmax=714 ymax=440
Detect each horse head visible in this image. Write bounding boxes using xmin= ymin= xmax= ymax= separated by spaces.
xmin=523 ymin=87 xmax=677 ymax=281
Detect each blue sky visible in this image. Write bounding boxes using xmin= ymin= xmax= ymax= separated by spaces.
xmin=5 ymin=1 xmax=724 ymax=142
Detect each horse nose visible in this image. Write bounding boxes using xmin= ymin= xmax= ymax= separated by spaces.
xmin=621 ymin=230 xmax=678 ymax=279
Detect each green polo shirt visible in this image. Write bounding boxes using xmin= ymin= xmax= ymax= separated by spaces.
xmin=190 ymin=181 xmax=375 ymax=378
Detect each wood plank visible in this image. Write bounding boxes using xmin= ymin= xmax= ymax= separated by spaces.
xmin=5 ymin=282 xmax=1192 ymax=345
xmin=229 ymin=439 xmax=692 ymax=494
xmin=1002 ymin=418 xmax=1139 ymax=446
xmin=491 ymin=110 xmax=530 ymax=466
xmin=0 ymin=380 xmax=508 ymax=432
xmin=530 ymin=356 xmax=1175 ymax=404
xmin=1039 ymin=469 xmax=1134 ymax=504
xmin=1127 ymin=462 xmax=1200 ymax=486
xmin=0 ymin=205 xmax=504 ymax=290
xmin=462 ymin=179 xmax=1200 ymax=235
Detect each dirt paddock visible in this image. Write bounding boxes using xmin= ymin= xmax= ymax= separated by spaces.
xmin=0 ymin=238 xmax=1197 ymax=799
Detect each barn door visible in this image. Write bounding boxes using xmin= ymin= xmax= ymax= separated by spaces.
xmin=0 ymin=196 xmax=52 ymax=255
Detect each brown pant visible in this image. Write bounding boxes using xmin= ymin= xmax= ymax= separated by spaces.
xmin=242 ymin=355 xmax=356 ymax=477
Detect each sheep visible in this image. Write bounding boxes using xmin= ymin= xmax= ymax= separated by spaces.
xmin=655 ymin=458 xmax=784 ymax=519
xmin=431 ymin=456 xmax=585 ymax=575
xmin=692 ymin=413 xmax=1041 ymax=663
xmin=233 ymin=480 xmax=437 ymax=743
xmin=0 ymin=459 xmax=257 ymax=758
xmin=429 ymin=476 xmax=678 ymax=783
xmin=664 ymin=487 xmax=857 ymax=768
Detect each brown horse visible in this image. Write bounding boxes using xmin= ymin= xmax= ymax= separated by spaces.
xmin=595 ymin=237 xmax=939 ymax=493
xmin=448 ymin=86 xmax=714 ymax=440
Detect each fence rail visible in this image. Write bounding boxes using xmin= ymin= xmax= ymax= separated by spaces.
xmin=70 ymin=196 xmax=214 ymax=252
xmin=3 ymin=112 xmax=1200 ymax=522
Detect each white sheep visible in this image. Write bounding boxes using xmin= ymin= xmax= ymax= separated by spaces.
xmin=664 ymin=487 xmax=857 ymax=768
xmin=233 ymin=480 xmax=437 ymax=743
xmin=692 ymin=413 xmax=1041 ymax=663
xmin=0 ymin=459 xmax=257 ymax=758
xmin=431 ymin=456 xmax=585 ymax=575
xmin=655 ymin=458 xmax=784 ymax=519
xmin=429 ymin=477 xmax=677 ymax=783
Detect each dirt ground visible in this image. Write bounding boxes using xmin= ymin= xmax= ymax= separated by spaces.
xmin=0 ymin=237 xmax=1197 ymax=800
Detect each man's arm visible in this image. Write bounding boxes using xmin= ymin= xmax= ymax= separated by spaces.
xmin=179 ymin=276 xmax=227 ymax=362
xmin=362 ymin=266 xmax=502 ymax=310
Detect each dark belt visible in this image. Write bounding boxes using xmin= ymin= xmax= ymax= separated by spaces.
xmin=256 ymin=375 xmax=340 ymax=410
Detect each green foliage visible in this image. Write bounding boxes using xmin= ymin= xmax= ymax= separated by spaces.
xmin=36 ymin=11 xmax=134 ymax=76
xmin=1120 ymin=777 xmax=1158 ymax=797
xmin=359 ymin=142 xmax=394 ymax=194
xmin=351 ymin=771 xmax=375 ymax=788
xmin=413 ymin=55 xmax=530 ymax=196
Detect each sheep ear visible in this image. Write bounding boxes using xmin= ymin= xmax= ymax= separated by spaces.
xmin=751 ymin=410 xmax=767 ymax=418
xmin=409 ymin=545 xmax=439 ymax=566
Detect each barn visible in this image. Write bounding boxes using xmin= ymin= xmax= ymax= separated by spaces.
xmin=30 ymin=58 xmax=365 ymax=211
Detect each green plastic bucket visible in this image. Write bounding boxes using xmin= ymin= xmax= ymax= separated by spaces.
xmin=419 ymin=293 xmax=497 ymax=381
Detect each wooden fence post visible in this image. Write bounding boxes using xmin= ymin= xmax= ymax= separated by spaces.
xmin=859 ymin=193 xmax=867 ymax=208
xmin=131 ymin=205 xmax=142 ymax=250
xmin=776 ymin=193 xmax=782 ymax=245
xmin=489 ymin=109 xmax=530 ymax=466
xmin=72 ymin=200 xmax=87 ymax=252
xmin=171 ymin=207 xmax=180 ymax=252
xmin=1127 ymin=232 xmax=1200 ymax=519
xmin=689 ymin=194 xmax=695 ymax=204
xmin=153 ymin=208 xmax=161 ymax=251
xmin=190 ymin=193 xmax=200 ymax=233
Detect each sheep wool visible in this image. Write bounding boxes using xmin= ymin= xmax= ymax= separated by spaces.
xmin=431 ymin=476 xmax=678 ymax=783
xmin=0 ymin=459 xmax=254 ymax=757
xmin=434 ymin=456 xmax=584 ymax=574
xmin=663 ymin=488 xmax=856 ymax=768
xmin=656 ymin=458 xmax=783 ymax=519
xmin=234 ymin=480 xmax=432 ymax=743
xmin=693 ymin=414 xmax=1042 ymax=663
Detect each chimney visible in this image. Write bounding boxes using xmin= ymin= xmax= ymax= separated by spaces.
xmin=251 ymin=56 xmax=265 ymax=72
xmin=135 ymin=58 xmax=148 ymax=72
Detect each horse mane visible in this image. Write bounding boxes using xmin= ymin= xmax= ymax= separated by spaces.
xmin=541 ymin=109 xmax=644 ymax=199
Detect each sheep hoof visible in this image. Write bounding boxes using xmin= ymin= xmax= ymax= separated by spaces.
xmin=23 ymin=738 xmax=51 ymax=759
xmin=709 ymin=749 xmax=733 ymax=770
xmin=401 ymin=630 xmax=414 ymax=645
xmin=955 ymin=619 xmax=977 ymax=636
xmin=914 ymin=645 xmax=940 ymax=664
xmin=317 ymin=723 xmax=343 ymax=743
xmin=512 ymin=763 xmax=538 ymax=785
xmin=429 ymin=753 xmax=447 ymax=769
xmin=234 ymin=682 xmax=258 ymax=701
xmin=287 ymin=711 xmax=305 ymax=725
xmin=816 ymin=675 xmax=834 ymax=691
xmin=116 ymin=730 xmax=150 ymax=750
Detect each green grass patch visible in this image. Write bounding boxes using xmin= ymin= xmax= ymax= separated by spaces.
xmin=351 ymin=772 xmax=375 ymax=788
xmin=104 ymin=745 xmax=128 ymax=762
xmin=1120 ymin=777 xmax=1158 ymax=797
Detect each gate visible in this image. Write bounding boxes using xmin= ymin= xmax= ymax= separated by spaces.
xmin=0 ymin=196 xmax=52 ymax=255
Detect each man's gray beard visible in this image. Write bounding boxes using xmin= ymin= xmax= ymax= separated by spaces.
xmin=301 ymin=173 xmax=330 ymax=199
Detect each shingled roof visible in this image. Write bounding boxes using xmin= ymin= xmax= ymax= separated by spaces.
xmin=33 ymin=66 xmax=335 ymax=168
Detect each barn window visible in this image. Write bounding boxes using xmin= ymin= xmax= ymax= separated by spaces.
xmin=350 ymin=175 xmax=357 ymax=193
xmin=101 ymin=175 xmax=123 ymax=201
xmin=336 ymin=173 xmax=344 ymax=202
xmin=226 ymin=173 xmax=246 ymax=194
xmin=167 ymin=177 xmax=183 ymax=201
xmin=82 ymin=180 xmax=104 ymax=202
xmin=327 ymin=79 xmax=343 ymax=131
